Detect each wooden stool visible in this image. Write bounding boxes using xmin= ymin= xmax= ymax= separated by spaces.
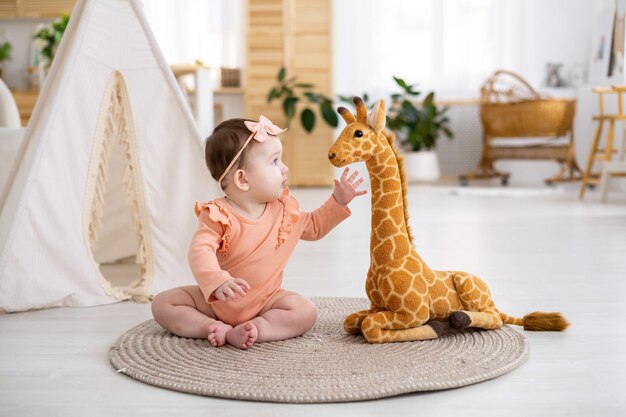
xmin=579 ymin=86 xmax=626 ymax=200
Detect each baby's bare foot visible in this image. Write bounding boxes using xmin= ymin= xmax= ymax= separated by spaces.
xmin=226 ymin=321 xmax=258 ymax=349
xmin=207 ymin=321 xmax=233 ymax=347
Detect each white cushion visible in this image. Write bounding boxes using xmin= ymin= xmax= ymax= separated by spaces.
xmin=0 ymin=78 xmax=21 ymax=128
xmin=490 ymin=136 xmax=569 ymax=147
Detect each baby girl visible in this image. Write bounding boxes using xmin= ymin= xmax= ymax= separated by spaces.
xmin=151 ymin=116 xmax=367 ymax=349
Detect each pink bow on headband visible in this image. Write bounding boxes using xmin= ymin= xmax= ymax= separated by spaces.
xmin=217 ymin=116 xmax=286 ymax=184
xmin=244 ymin=115 xmax=286 ymax=142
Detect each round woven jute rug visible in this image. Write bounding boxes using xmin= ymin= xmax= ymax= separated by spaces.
xmin=110 ymin=297 xmax=528 ymax=403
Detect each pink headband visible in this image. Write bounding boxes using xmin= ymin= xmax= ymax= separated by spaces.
xmin=218 ymin=115 xmax=286 ymax=184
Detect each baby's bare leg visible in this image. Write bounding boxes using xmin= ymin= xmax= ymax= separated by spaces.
xmin=226 ymin=291 xmax=317 ymax=349
xmin=151 ymin=286 xmax=232 ymax=346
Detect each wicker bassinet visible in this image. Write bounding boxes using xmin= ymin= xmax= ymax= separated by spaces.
xmin=461 ymin=70 xmax=581 ymax=185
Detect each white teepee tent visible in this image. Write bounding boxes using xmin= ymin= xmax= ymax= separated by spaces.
xmin=0 ymin=0 xmax=220 ymax=312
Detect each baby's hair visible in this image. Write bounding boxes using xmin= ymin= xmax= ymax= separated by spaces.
xmin=204 ymin=118 xmax=256 ymax=189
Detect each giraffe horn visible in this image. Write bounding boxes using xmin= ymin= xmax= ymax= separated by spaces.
xmin=353 ymin=96 xmax=367 ymax=122
xmin=337 ymin=106 xmax=356 ymax=124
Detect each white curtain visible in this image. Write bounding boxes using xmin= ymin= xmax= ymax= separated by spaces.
xmin=141 ymin=0 xmax=244 ymax=68
xmin=140 ymin=0 xmax=529 ymax=98
xmin=333 ymin=0 xmax=523 ymax=100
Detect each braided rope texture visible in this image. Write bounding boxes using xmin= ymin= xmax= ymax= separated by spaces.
xmin=110 ymin=297 xmax=528 ymax=403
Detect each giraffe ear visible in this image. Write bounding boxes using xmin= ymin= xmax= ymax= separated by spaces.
xmin=366 ymin=100 xmax=386 ymax=133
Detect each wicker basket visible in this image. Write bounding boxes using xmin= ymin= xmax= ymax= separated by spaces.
xmin=220 ymin=67 xmax=241 ymax=88
xmin=480 ymin=98 xmax=576 ymax=138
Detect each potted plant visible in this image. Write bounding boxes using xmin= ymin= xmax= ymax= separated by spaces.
xmin=33 ymin=13 xmax=70 ymax=87
xmin=0 ymin=41 xmax=11 ymax=79
xmin=386 ymin=76 xmax=453 ymax=182
xmin=267 ymin=67 xmax=338 ymax=133
xmin=33 ymin=13 xmax=70 ymax=65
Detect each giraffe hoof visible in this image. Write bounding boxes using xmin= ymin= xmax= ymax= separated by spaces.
xmin=426 ymin=320 xmax=444 ymax=337
xmin=449 ymin=311 xmax=471 ymax=330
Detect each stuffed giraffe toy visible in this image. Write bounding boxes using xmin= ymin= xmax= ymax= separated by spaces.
xmin=328 ymin=97 xmax=569 ymax=344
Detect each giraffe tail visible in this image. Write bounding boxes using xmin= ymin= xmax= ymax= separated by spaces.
xmin=499 ymin=310 xmax=570 ymax=331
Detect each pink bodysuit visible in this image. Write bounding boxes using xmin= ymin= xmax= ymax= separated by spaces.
xmin=188 ymin=188 xmax=351 ymax=326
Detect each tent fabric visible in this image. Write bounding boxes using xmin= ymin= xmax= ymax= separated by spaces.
xmin=0 ymin=0 xmax=220 ymax=313
xmin=0 ymin=128 xmax=26 ymax=196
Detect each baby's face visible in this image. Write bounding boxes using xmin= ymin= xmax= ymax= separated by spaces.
xmin=245 ymin=137 xmax=289 ymax=202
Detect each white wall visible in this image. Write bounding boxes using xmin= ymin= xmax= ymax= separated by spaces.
xmin=0 ymin=20 xmax=52 ymax=89
xmin=0 ymin=1 xmax=603 ymax=96
xmin=1 ymin=1 xmax=620 ymax=185
xmin=332 ymin=0 xmax=620 ymax=183
xmin=518 ymin=0 xmax=594 ymax=88
xmin=332 ymin=0 xmax=597 ymax=99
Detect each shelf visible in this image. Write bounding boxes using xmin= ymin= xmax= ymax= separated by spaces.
xmin=214 ymin=87 xmax=244 ymax=95
xmin=0 ymin=0 xmax=76 ymax=19
xmin=10 ymin=88 xmax=38 ymax=126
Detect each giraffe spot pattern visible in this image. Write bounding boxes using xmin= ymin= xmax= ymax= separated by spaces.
xmin=330 ymin=111 xmax=507 ymax=342
xmin=386 ymin=294 xmax=402 ymax=311
xmin=392 ymin=272 xmax=411 ymax=294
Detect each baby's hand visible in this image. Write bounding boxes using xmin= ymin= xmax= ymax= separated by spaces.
xmin=213 ymin=278 xmax=250 ymax=302
xmin=332 ymin=167 xmax=367 ymax=206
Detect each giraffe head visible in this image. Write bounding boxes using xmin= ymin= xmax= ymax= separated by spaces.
xmin=328 ymin=97 xmax=387 ymax=167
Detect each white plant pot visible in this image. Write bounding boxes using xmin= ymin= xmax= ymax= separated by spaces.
xmin=403 ymin=150 xmax=441 ymax=183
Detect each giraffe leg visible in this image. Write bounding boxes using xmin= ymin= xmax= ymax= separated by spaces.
xmin=360 ymin=310 xmax=444 ymax=343
xmin=449 ymin=309 xmax=503 ymax=330
xmin=450 ymin=273 xmax=503 ymax=330
xmin=344 ymin=309 xmax=378 ymax=334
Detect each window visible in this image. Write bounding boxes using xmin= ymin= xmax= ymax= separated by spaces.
xmin=334 ymin=0 xmax=522 ymax=99
xmin=142 ymin=0 xmax=244 ymax=68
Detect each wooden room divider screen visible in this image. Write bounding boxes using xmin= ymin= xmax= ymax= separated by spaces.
xmin=245 ymin=0 xmax=334 ymax=186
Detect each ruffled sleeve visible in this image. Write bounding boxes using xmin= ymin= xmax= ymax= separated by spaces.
xmin=276 ymin=187 xmax=301 ymax=249
xmin=189 ymin=200 xmax=234 ymax=303
xmin=194 ymin=201 xmax=232 ymax=259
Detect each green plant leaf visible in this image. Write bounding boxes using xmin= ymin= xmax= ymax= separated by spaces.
xmin=283 ymin=97 xmax=297 ymax=124
xmin=407 ymin=88 xmax=421 ymax=96
xmin=301 ymin=108 xmax=316 ymax=133
xmin=304 ymin=92 xmax=320 ymax=103
xmin=0 ymin=42 xmax=11 ymax=61
xmin=401 ymin=100 xmax=419 ymax=123
xmin=266 ymin=87 xmax=279 ymax=103
xmin=408 ymin=129 xmax=421 ymax=151
xmin=337 ymin=95 xmax=353 ymax=104
xmin=320 ymin=94 xmax=334 ymax=103
xmin=393 ymin=76 xmax=408 ymax=89
xmin=386 ymin=75 xmax=454 ymax=151
xmin=282 ymin=86 xmax=294 ymax=97
xmin=423 ymin=92 xmax=434 ymax=108
xmin=321 ymin=102 xmax=339 ymax=127
xmin=268 ymin=66 xmax=346 ymax=134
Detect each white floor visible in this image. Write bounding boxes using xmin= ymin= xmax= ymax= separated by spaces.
xmin=1 ymin=183 xmax=625 ymax=417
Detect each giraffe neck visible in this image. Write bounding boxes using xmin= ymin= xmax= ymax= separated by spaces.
xmin=366 ymin=144 xmax=412 ymax=266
